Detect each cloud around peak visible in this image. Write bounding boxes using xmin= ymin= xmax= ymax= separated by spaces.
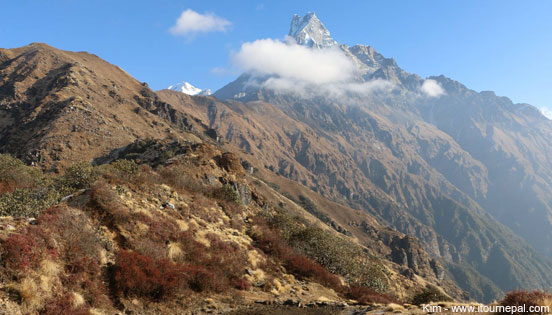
xmin=540 ymin=107 xmax=552 ymax=120
xmin=232 ymin=37 xmax=355 ymax=85
xmin=230 ymin=37 xmax=394 ymax=99
xmin=170 ymin=9 xmax=231 ymax=37
xmin=420 ymin=79 xmax=446 ymax=97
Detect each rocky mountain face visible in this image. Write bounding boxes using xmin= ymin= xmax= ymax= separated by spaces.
xmin=289 ymin=12 xmax=338 ymax=49
xmin=202 ymin=12 xmax=552 ymax=300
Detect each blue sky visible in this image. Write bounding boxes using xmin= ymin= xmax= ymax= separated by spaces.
xmin=1 ymin=1 xmax=552 ymax=112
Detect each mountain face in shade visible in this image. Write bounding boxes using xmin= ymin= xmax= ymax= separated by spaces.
xmin=208 ymin=12 xmax=552 ymax=301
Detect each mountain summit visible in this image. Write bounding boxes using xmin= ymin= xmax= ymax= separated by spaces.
xmin=288 ymin=12 xmax=337 ymax=48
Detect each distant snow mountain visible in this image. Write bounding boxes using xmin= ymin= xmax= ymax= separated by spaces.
xmin=168 ymin=81 xmax=212 ymax=96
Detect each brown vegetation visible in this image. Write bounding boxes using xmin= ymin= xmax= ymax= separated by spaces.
xmin=499 ymin=290 xmax=552 ymax=315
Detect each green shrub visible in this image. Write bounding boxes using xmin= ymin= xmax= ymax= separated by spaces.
xmin=212 ymin=184 xmax=240 ymax=204
xmin=112 ymin=159 xmax=139 ymax=173
xmin=56 ymin=161 xmax=96 ymax=193
xmin=0 ymin=187 xmax=60 ymax=217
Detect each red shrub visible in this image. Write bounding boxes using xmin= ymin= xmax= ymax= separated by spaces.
xmin=253 ymin=225 xmax=290 ymax=259
xmin=2 ymin=233 xmax=41 ymax=270
xmin=36 ymin=207 xmax=60 ymax=225
xmin=183 ymin=265 xmax=225 ymax=292
xmin=346 ymin=285 xmax=398 ymax=305
xmin=500 ymin=290 xmax=552 ymax=314
xmin=231 ymin=277 xmax=251 ymax=291
xmin=40 ymin=294 xmax=90 ymax=315
xmin=114 ymin=250 xmax=186 ymax=300
xmin=202 ymin=234 xmax=249 ymax=281
xmin=285 ymin=254 xmax=342 ymax=288
xmin=175 ymin=230 xmax=206 ymax=262
xmin=135 ymin=213 xmax=180 ymax=244
xmin=65 ymin=255 xmax=100 ymax=277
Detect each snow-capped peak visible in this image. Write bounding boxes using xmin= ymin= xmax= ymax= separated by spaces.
xmin=168 ymin=81 xmax=212 ymax=96
xmin=288 ymin=12 xmax=337 ymax=49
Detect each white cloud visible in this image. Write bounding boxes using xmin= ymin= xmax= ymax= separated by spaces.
xmin=251 ymin=77 xmax=393 ymax=100
xmin=170 ymin=9 xmax=231 ymax=36
xmin=540 ymin=107 xmax=552 ymax=120
xmin=231 ymin=37 xmax=394 ymax=100
xmin=232 ymin=38 xmax=355 ymax=85
xmin=420 ymin=79 xmax=445 ymax=97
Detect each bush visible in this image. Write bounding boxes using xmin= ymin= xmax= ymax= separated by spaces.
xmin=158 ymin=165 xmax=203 ymax=193
xmin=111 ymin=159 xmax=139 ymax=176
xmin=0 ymin=154 xmax=42 ymax=193
xmin=89 ymin=180 xmax=129 ymax=224
xmin=231 ymin=277 xmax=251 ymax=291
xmin=346 ymin=285 xmax=399 ymax=305
xmin=499 ymin=290 xmax=552 ymax=314
xmin=211 ymin=184 xmax=240 ymax=204
xmin=183 ymin=265 xmax=224 ymax=292
xmin=251 ymin=222 xmax=291 ymax=259
xmin=2 ymin=233 xmax=42 ymax=270
xmin=411 ymin=284 xmax=452 ymax=305
xmin=57 ymin=162 xmax=96 ymax=193
xmin=0 ymin=187 xmax=60 ymax=217
xmin=114 ymin=250 xmax=186 ymax=300
xmin=138 ymin=214 xmax=181 ymax=244
xmin=40 ymin=294 xmax=90 ymax=315
xmin=285 ymin=254 xmax=342 ymax=289
xmin=252 ymin=211 xmax=389 ymax=292
xmin=34 ymin=207 xmax=108 ymax=309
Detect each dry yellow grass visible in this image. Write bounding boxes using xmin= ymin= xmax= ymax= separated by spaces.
xmin=384 ymin=303 xmax=405 ymax=313
xmin=167 ymin=242 xmax=183 ymax=260
xmin=16 ymin=278 xmax=43 ymax=312
xmin=72 ymin=292 xmax=85 ymax=307
xmin=247 ymin=249 xmax=263 ymax=269
xmin=175 ymin=219 xmax=189 ymax=231
xmin=39 ymin=259 xmax=60 ymax=277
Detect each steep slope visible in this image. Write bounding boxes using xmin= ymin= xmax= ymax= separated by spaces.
xmin=186 ymin=12 xmax=552 ymax=299
xmin=0 ymin=43 xmax=208 ymax=171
